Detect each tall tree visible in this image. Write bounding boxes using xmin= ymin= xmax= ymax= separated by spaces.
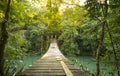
xmin=85 ymin=0 xmax=108 ymax=76
xmin=96 ymin=0 xmax=108 ymax=76
xmin=0 ymin=0 xmax=11 ymax=75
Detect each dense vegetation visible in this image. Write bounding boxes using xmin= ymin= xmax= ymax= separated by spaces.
xmin=0 ymin=0 xmax=120 ymax=76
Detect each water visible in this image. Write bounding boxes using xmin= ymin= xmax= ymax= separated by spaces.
xmin=21 ymin=55 xmax=118 ymax=76
xmin=68 ymin=56 xmax=117 ymax=76
xmin=23 ymin=55 xmax=40 ymax=68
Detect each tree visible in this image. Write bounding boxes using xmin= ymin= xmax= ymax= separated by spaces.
xmin=85 ymin=0 xmax=108 ymax=76
xmin=106 ymin=0 xmax=120 ymax=75
xmin=0 ymin=0 xmax=11 ymax=75
xmin=0 ymin=0 xmax=41 ymax=75
xmin=58 ymin=4 xmax=87 ymax=56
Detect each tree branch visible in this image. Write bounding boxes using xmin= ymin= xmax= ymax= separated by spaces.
xmin=10 ymin=25 xmax=27 ymax=32
xmin=62 ymin=1 xmax=81 ymax=7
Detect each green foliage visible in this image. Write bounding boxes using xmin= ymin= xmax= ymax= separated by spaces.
xmin=85 ymin=0 xmax=103 ymax=19
xmin=85 ymin=0 xmax=120 ymax=75
xmin=6 ymin=31 xmax=28 ymax=60
xmin=62 ymin=7 xmax=87 ymax=26
xmin=0 ymin=0 xmax=41 ymax=75
xmin=0 ymin=0 xmax=120 ymax=75
xmin=3 ymin=31 xmax=27 ymax=75
xmin=43 ymin=0 xmax=63 ymax=33
xmin=58 ymin=25 xmax=79 ymax=55
xmin=57 ymin=6 xmax=87 ymax=56
xmin=78 ymin=20 xmax=102 ymax=56
xmin=4 ymin=59 xmax=25 ymax=76
xmin=25 ymin=25 xmax=48 ymax=54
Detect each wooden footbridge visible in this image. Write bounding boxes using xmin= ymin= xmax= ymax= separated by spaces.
xmin=16 ymin=39 xmax=88 ymax=76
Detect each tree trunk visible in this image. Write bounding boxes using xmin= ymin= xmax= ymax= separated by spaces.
xmin=46 ymin=35 xmax=49 ymax=49
xmin=96 ymin=0 xmax=108 ymax=76
xmin=40 ymin=35 xmax=43 ymax=54
xmin=0 ymin=0 xmax=11 ymax=75
xmin=96 ymin=20 xmax=106 ymax=76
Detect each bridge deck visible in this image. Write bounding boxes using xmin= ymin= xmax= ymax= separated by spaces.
xmin=16 ymin=39 xmax=88 ymax=76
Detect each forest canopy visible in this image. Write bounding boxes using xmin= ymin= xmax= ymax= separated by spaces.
xmin=0 ymin=0 xmax=120 ymax=76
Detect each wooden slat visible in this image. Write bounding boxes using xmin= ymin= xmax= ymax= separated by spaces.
xmin=23 ymin=69 xmax=64 ymax=73
xmin=60 ymin=61 xmax=73 ymax=76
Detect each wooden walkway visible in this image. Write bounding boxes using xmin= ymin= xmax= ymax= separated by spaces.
xmin=16 ymin=39 xmax=88 ymax=76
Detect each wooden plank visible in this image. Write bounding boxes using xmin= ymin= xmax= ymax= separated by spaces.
xmin=16 ymin=72 xmax=66 ymax=76
xmin=29 ymin=67 xmax=63 ymax=69
xmin=60 ymin=61 xmax=73 ymax=76
xmin=23 ymin=69 xmax=64 ymax=73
